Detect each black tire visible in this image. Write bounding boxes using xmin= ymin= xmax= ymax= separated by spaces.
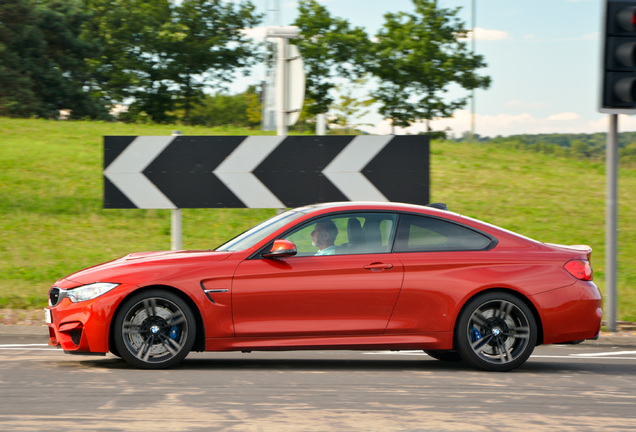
xmin=113 ymin=290 xmax=196 ymax=369
xmin=456 ymin=292 xmax=537 ymax=372
xmin=424 ymin=350 xmax=463 ymax=362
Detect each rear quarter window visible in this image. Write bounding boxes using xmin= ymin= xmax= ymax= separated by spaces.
xmin=394 ymin=214 xmax=494 ymax=252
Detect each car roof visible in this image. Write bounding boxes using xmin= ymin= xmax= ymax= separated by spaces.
xmin=296 ymin=201 xmax=457 ymax=218
xmin=295 ymin=202 xmax=537 ymax=247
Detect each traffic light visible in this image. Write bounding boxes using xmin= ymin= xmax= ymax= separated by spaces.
xmin=600 ymin=0 xmax=636 ymax=113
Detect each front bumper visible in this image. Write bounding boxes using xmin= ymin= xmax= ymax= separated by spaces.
xmin=46 ymin=281 xmax=133 ymax=354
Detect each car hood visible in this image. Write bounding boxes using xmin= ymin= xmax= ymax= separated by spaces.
xmin=61 ymin=250 xmax=234 ymax=286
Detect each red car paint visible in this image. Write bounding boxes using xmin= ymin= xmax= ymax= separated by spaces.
xmin=46 ymin=202 xmax=602 ymax=370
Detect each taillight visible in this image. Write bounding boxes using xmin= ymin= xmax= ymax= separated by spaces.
xmin=564 ymin=259 xmax=593 ymax=281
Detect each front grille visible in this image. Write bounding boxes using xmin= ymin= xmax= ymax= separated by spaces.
xmin=70 ymin=329 xmax=82 ymax=346
xmin=49 ymin=288 xmax=60 ymax=307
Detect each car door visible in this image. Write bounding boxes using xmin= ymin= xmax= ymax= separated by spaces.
xmin=231 ymin=212 xmax=404 ymax=337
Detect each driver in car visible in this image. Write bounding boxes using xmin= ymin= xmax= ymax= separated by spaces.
xmin=311 ymin=220 xmax=338 ymax=255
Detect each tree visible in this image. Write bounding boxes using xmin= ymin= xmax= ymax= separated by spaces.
xmin=368 ymin=0 xmax=491 ymax=135
xmin=292 ymin=0 xmax=370 ymax=116
xmin=187 ymin=86 xmax=261 ymax=128
xmin=0 ymin=0 xmax=42 ymax=116
xmin=329 ymin=77 xmax=374 ymax=133
xmin=81 ymin=0 xmax=176 ymax=121
xmin=166 ymin=0 xmax=262 ymax=120
xmin=82 ymin=0 xmax=261 ymax=123
xmin=0 ymin=0 xmax=108 ymax=118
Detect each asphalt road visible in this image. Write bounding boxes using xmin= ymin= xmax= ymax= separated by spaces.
xmin=1 ymin=327 xmax=636 ymax=432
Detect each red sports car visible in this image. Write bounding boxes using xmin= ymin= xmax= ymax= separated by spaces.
xmin=45 ymin=202 xmax=602 ymax=371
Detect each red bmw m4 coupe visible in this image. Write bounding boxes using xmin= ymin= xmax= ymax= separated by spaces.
xmin=45 ymin=202 xmax=602 ymax=371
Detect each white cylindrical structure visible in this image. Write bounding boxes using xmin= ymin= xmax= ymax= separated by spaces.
xmin=316 ymin=113 xmax=326 ymax=135
xmin=276 ymin=37 xmax=288 ymax=136
xmin=171 ymin=130 xmax=183 ymax=250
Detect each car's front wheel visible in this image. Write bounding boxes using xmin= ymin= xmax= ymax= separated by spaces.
xmin=456 ymin=292 xmax=537 ymax=372
xmin=113 ymin=289 xmax=196 ymax=369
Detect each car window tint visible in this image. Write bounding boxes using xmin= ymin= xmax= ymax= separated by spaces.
xmin=282 ymin=213 xmax=398 ymax=256
xmin=394 ymin=214 xmax=493 ymax=252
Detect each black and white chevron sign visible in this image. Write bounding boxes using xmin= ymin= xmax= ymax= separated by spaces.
xmin=103 ymin=135 xmax=429 ymax=209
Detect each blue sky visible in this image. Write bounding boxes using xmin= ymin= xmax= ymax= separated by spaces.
xmin=242 ymin=0 xmax=634 ymax=137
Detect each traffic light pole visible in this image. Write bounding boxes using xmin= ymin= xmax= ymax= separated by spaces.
xmin=605 ymin=114 xmax=619 ymax=332
xmin=599 ymin=0 xmax=635 ymax=331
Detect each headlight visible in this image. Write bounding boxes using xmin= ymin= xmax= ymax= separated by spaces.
xmin=66 ymin=282 xmax=119 ymax=303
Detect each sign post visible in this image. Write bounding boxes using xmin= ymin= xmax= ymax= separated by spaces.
xmin=171 ymin=130 xmax=182 ymax=250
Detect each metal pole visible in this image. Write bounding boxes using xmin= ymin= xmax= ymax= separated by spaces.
xmin=470 ymin=0 xmax=476 ymax=140
xmin=171 ymin=130 xmax=183 ymax=251
xmin=316 ymin=113 xmax=326 ymax=135
xmin=276 ymin=37 xmax=288 ymax=136
xmin=605 ymin=114 xmax=618 ymax=332
xmin=171 ymin=209 xmax=182 ymax=251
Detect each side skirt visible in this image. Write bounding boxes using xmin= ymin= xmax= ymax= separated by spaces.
xmin=204 ymin=332 xmax=453 ymax=352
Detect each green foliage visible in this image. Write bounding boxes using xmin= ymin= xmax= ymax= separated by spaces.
xmin=329 ymin=77 xmax=375 ymax=132
xmin=187 ymin=86 xmax=261 ymax=128
xmin=482 ymin=132 xmax=636 ymax=164
xmin=162 ymin=0 xmax=262 ymax=120
xmin=367 ymin=0 xmax=490 ymax=134
xmin=292 ymin=0 xmax=371 ymax=115
xmin=81 ymin=0 xmax=174 ymax=118
xmin=621 ymin=142 xmax=636 ymax=164
xmin=0 ymin=0 xmax=108 ymax=119
xmin=1 ymin=0 xmax=261 ymax=123
xmin=83 ymin=0 xmax=262 ymax=123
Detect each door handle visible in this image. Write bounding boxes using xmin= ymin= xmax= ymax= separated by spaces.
xmin=363 ymin=262 xmax=394 ymax=271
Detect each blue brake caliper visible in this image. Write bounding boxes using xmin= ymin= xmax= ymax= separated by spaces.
xmin=169 ymin=326 xmax=180 ymax=341
xmin=470 ymin=326 xmax=482 ymax=342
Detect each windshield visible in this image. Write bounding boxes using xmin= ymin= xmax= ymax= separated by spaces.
xmin=215 ymin=209 xmax=309 ymax=252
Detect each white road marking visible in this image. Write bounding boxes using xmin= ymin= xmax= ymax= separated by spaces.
xmin=363 ymin=350 xmax=636 ymax=360
xmin=572 ymin=350 xmax=636 ymax=357
xmin=0 ymin=344 xmax=53 ymax=351
xmin=0 ymin=344 xmax=50 ymax=348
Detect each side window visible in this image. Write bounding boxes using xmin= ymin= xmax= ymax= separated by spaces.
xmin=394 ymin=214 xmax=493 ymax=252
xmin=282 ymin=213 xmax=398 ymax=256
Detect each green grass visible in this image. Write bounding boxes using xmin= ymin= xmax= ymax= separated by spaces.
xmin=1 ymin=118 xmax=635 ymax=321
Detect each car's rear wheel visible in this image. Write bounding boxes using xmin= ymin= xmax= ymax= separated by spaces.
xmin=456 ymin=292 xmax=537 ymax=372
xmin=113 ymin=290 xmax=195 ymax=369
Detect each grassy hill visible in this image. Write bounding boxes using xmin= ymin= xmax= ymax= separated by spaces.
xmin=1 ymin=117 xmax=634 ymax=322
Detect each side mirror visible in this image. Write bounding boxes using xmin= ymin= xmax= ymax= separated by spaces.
xmin=262 ymin=239 xmax=297 ymax=259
